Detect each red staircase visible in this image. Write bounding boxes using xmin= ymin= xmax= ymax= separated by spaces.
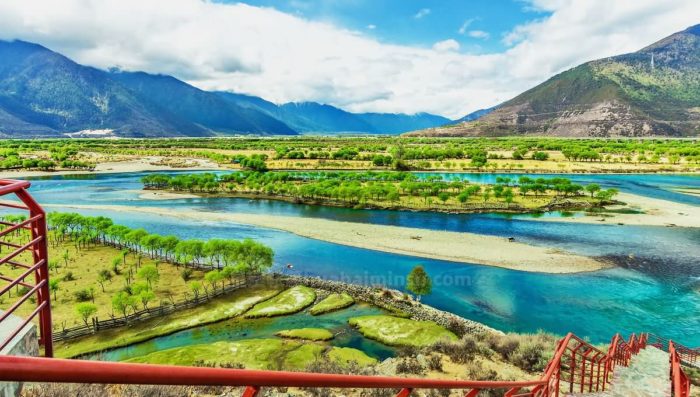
xmin=0 ymin=178 xmax=693 ymax=397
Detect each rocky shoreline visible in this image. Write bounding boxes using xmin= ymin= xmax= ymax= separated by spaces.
xmin=274 ymin=273 xmax=502 ymax=337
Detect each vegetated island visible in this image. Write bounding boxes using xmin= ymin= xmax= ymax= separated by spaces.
xmin=141 ymin=171 xmax=621 ymax=215
xmin=47 ymin=203 xmax=608 ymax=274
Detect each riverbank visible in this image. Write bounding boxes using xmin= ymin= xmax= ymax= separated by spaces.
xmin=46 ymin=203 xmax=608 ymax=274
xmin=532 ymin=192 xmax=700 ymax=228
xmin=0 ymin=156 xmax=222 ymax=179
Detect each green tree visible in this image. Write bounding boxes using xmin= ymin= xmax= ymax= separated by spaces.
xmin=406 ymin=265 xmax=432 ymax=301
xmin=112 ymin=291 xmax=131 ymax=319
xmin=49 ymin=279 xmax=60 ymax=301
xmin=205 ymin=270 xmax=223 ymax=292
xmin=584 ymin=184 xmax=601 ymax=198
xmin=189 ymin=281 xmax=202 ymax=299
xmin=97 ymin=269 xmax=112 ymax=292
xmin=137 ymin=264 xmax=160 ymax=289
xmin=75 ymin=302 xmax=97 ymax=326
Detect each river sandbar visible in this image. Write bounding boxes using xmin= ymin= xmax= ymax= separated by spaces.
xmin=45 ymin=203 xmax=609 ymax=274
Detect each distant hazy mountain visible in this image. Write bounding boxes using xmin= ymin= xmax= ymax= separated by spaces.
xmin=410 ymin=24 xmax=700 ymax=137
xmin=217 ymin=92 xmax=451 ymax=134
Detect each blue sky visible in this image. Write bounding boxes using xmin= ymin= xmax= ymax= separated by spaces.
xmin=227 ymin=0 xmax=550 ymax=54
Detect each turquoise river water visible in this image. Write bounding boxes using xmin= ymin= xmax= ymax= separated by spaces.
xmin=19 ymin=171 xmax=700 ymax=347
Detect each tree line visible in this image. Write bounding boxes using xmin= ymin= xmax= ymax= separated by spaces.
xmin=142 ymin=171 xmax=618 ymax=208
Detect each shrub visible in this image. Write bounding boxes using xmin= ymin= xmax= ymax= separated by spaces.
xmin=73 ymin=289 xmax=93 ymax=302
xmin=488 ymin=334 xmax=520 ymax=360
xmin=180 ymin=268 xmax=193 ymax=281
xmin=62 ymin=272 xmax=76 ymax=281
xmin=446 ymin=318 xmax=470 ymax=338
xmin=511 ymin=342 xmax=548 ymax=373
xmin=427 ymin=355 xmax=443 ymax=372
xmin=431 ymin=335 xmax=483 ymax=364
xmin=396 ymin=357 xmax=424 ymax=375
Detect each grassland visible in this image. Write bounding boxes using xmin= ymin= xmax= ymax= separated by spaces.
xmin=309 ymin=293 xmax=355 ymax=315
xmin=0 ymin=234 xmax=207 ymax=329
xmin=276 ymin=328 xmax=334 ymax=341
xmin=124 ymin=338 xmax=377 ymax=370
xmin=348 ymin=315 xmax=458 ymax=347
xmin=244 ymin=285 xmax=316 ymax=318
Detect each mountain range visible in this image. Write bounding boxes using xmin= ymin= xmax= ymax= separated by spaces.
xmin=0 ymin=40 xmax=451 ymax=137
xmin=410 ymin=24 xmax=700 ymax=137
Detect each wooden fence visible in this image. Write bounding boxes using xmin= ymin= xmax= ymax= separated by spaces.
xmin=52 ymin=275 xmax=260 ymax=342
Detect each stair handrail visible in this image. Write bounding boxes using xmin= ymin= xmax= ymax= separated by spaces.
xmin=669 ymin=341 xmax=691 ymax=397
xmin=649 ymin=333 xmax=698 ymax=366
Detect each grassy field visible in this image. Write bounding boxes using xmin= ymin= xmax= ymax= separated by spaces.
xmin=125 ymin=338 xmax=377 ymax=370
xmin=0 ymin=234 xmax=213 ymax=329
xmin=349 ymin=315 xmax=458 ymax=347
xmin=275 ymin=328 xmax=334 ymax=341
xmin=309 ymin=293 xmax=355 ymax=315
xmin=244 ymin=285 xmax=316 ymax=318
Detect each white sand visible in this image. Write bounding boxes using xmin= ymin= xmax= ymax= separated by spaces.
xmin=46 ymin=204 xmax=607 ymax=274
xmin=534 ymin=192 xmax=699 ymax=228
xmin=0 ymin=157 xmax=222 ymax=179
xmin=134 ymin=190 xmax=201 ymax=200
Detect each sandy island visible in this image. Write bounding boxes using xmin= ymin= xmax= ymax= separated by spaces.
xmin=0 ymin=157 xmax=222 ymax=179
xmin=44 ymin=203 xmax=607 ymax=274
xmin=533 ymin=192 xmax=699 ymax=228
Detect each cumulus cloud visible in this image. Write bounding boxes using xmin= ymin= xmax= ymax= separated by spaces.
xmin=0 ymin=0 xmax=698 ymax=119
xmin=366 ymin=24 xmax=376 ymax=30
xmin=432 ymin=39 xmax=461 ymax=52
xmin=414 ymin=8 xmax=431 ymax=19
xmin=468 ymin=30 xmax=490 ymax=39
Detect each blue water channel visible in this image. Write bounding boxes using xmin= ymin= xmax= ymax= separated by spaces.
xmin=23 ymin=171 xmax=700 ymax=346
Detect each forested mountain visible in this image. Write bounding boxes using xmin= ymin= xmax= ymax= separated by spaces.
xmin=0 ymin=40 xmax=206 ymax=137
xmin=410 ymin=24 xmax=700 ymax=137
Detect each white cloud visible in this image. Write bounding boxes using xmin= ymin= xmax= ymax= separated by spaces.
xmin=366 ymin=24 xmax=376 ymax=30
xmin=0 ymin=0 xmax=698 ymax=119
xmin=458 ymin=18 xmax=478 ymax=35
xmin=432 ymin=39 xmax=461 ymax=52
xmin=468 ymin=30 xmax=490 ymax=39
xmin=414 ymin=8 xmax=431 ymax=19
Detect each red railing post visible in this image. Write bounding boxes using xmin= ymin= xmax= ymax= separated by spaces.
xmin=0 ymin=180 xmax=52 ymax=357
xmin=241 ymin=386 xmax=259 ymax=397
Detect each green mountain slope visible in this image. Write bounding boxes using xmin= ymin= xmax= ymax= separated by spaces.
xmin=411 ymin=24 xmax=700 ymax=137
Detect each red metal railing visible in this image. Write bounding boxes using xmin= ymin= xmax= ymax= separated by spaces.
xmin=0 ymin=179 xmax=52 ymax=357
xmin=648 ymin=333 xmax=698 ymax=366
xmin=670 ymin=341 xmax=691 ymax=397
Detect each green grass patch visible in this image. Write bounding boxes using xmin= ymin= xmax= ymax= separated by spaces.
xmin=245 ymin=286 xmax=316 ymax=318
xmin=55 ymin=285 xmax=283 ymax=358
xmin=276 ymin=328 xmax=334 ymax=341
xmin=309 ymin=293 xmax=354 ymax=315
xmin=327 ymin=346 xmax=378 ymax=366
xmin=348 ymin=315 xmax=457 ymax=347
xmin=125 ymin=338 xmax=323 ymax=370
xmin=125 ymin=338 xmax=376 ymax=370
